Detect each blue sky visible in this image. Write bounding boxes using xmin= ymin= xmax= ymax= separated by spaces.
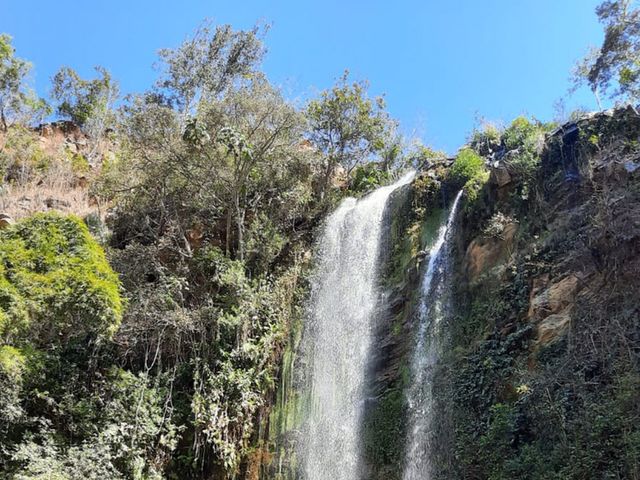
xmin=2 ymin=0 xmax=603 ymax=154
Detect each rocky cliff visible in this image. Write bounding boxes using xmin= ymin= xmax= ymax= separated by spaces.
xmin=263 ymin=106 xmax=640 ymax=479
xmin=432 ymin=106 xmax=640 ymax=479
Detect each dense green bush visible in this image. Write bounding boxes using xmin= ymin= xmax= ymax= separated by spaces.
xmin=502 ymin=116 xmax=551 ymax=200
xmin=0 ymin=213 xmax=139 ymax=478
xmin=9 ymin=368 xmax=178 ymax=479
xmin=450 ymin=148 xmax=485 ymax=183
xmin=0 ymin=213 xmax=122 ymax=344
xmin=449 ymin=147 xmax=489 ymax=202
xmin=349 ymin=162 xmax=391 ymax=194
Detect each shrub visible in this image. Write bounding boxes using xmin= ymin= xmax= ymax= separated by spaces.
xmin=449 ymin=148 xmax=489 ymax=202
xmin=483 ymin=212 xmax=517 ymax=239
xmin=244 ymin=213 xmax=287 ymax=273
xmin=11 ymin=432 xmax=124 ymax=480
xmin=502 ymin=117 xmax=546 ymax=176
xmin=502 ymin=116 xmax=541 ymax=152
xmin=450 ymin=148 xmax=486 ymax=184
xmin=0 ymin=212 xmax=122 ymax=345
xmin=349 ymin=162 xmax=391 ymax=194
xmin=469 ymin=122 xmax=502 ymax=157
xmin=0 ymin=345 xmax=26 ymax=426
xmin=0 ymin=126 xmax=51 ymax=184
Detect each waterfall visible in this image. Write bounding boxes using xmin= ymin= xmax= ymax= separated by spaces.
xmin=403 ymin=190 xmax=463 ymax=480
xmin=301 ymin=172 xmax=415 ymax=480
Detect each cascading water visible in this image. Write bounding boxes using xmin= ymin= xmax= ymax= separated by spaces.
xmin=403 ymin=190 xmax=463 ymax=480
xmin=301 ymin=172 xmax=415 ymax=480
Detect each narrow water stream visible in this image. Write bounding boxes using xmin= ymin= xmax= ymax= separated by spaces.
xmin=403 ymin=190 xmax=463 ymax=480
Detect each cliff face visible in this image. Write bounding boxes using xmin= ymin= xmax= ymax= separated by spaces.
xmin=359 ymin=162 xmax=455 ymax=480
xmin=431 ymin=106 xmax=640 ymax=479
xmin=262 ymin=106 xmax=640 ymax=479
xmin=0 ymin=121 xmax=110 ymax=220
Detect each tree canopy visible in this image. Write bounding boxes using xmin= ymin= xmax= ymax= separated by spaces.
xmin=573 ymin=0 xmax=640 ymax=105
xmin=0 ymin=34 xmax=48 ymax=131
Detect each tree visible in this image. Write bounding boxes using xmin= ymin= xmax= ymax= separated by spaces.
xmin=186 ymin=76 xmax=305 ymax=261
xmin=108 ymin=73 xmax=310 ymax=261
xmin=573 ymin=0 xmax=640 ymax=106
xmin=155 ymin=21 xmax=266 ymax=116
xmin=51 ymin=65 xmax=119 ymax=161
xmin=306 ymin=71 xmax=391 ymax=196
xmin=101 ymin=70 xmax=315 ymax=475
xmin=380 ymin=137 xmax=402 ymax=172
xmin=0 ymin=34 xmax=49 ymax=131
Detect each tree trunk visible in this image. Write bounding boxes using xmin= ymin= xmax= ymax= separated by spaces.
xmin=225 ymin=206 xmax=233 ymax=256
xmin=321 ymin=161 xmax=334 ymax=200
xmin=235 ymin=193 xmax=244 ymax=262
xmin=594 ymin=87 xmax=603 ymax=111
xmin=0 ymin=105 xmax=7 ymax=132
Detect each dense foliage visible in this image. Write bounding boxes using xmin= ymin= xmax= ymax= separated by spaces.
xmin=1 ymin=1 xmax=639 ymax=478
xmin=0 ymin=213 xmax=129 ymax=477
xmin=306 ymin=71 xmax=394 ymax=197
xmin=573 ymin=0 xmax=640 ymax=105
xmin=0 ymin=19 xmax=407 ymax=479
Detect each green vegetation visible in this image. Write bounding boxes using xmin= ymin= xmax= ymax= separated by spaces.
xmin=349 ymin=162 xmax=392 ymax=193
xmin=449 ymin=147 xmax=485 ymax=184
xmin=448 ymin=147 xmax=489 ymax=202
xmin=306 ymin=71 xmax=394 ymax=197
xmin=51 ymin=66 xmax=119 ymax=132
xmin=1 ymin=19 xmax=415 ymax=478
xmin=433 ymin=106 xmax=640 ymax=480
xmin=362 ymin=389 xmax=406 ymax=472
xmin=0 ymin=214 xmax=137 ymax=478
xmin=572 ymin=0 xmax=640 ymax=105
xmin=0 ymin=213 xmax=122 ymax=341
xmin=0 ymin=34 xmax=49 ymax=131
xmin=465 ymin=115 xmax=553 ymax=205
xmin=1 ymin=1 xmax=639 ymax=478
xmin=502 ymin=117 xmax=547 ymax=181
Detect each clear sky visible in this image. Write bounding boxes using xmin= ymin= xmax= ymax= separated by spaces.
xmin=2 ymin=0 xmax=603 ymax=154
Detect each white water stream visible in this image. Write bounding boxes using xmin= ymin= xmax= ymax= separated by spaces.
xmin=301 ymin=172 xmax=415 ymax=480
xmin=403 ymin=190 xmax=463 ymax=480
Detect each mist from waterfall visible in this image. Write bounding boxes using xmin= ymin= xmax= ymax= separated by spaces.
xmin=300 ymin=172 xmax=415 ymax=480
xmin=403 ymin=190 xmax=463 ymax=480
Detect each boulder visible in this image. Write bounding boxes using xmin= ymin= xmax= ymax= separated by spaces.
xmin=45 ymin=197 xmax=71 ymax=210
xmin=490 ymin=163 xmax=513 ymax=187
xmin=528 ymin=274 xmax=579 ymax=321
xmin=464 ymin=223 xmax=518 ymax=280
xmin=528 ymin=274 xmax=581 ymax=345
xmin=0 ymin=214 xmax=13 ymax=229
xmin=537 ymin=311 xmax=572 ymax=345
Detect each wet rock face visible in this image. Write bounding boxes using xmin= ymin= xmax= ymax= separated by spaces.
xmin=414 ymin=106 xmax=640 ymax=480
